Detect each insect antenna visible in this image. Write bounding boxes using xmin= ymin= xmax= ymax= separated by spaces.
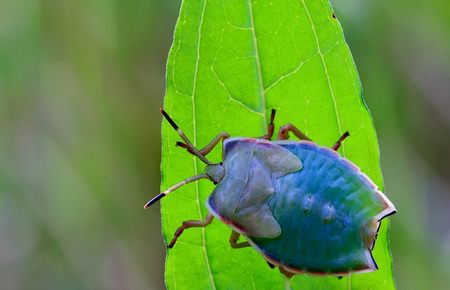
xmin=144 ymin=174 xmax=210 ymax=208
xmin=160 ymin=108 xmax=211 ymax=165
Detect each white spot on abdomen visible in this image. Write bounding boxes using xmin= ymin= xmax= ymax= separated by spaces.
xmin=302 ymin=194 xmax=313 ymax=213
xmin=322 ymin=203 xmax=335 ymax=223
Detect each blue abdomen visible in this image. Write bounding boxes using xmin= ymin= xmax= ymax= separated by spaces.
xmin=248 ymin=141 xmax=387 ymax=274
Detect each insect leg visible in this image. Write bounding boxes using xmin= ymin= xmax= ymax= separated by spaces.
xmin=331 ymin=131 xmax=350 ymax=151
xmin=177 ymin=131 xmax=230 ymax=156
xmin=256 ymin=109 xmax=276 ymax=140
xmin=229 ymin=231 xmax=251 ymax=249
xmin=277 ymin=123 xmax=312 ymax=141
xmin=167 ymin=213 xmax=214 ymax=248
xmin=279 ymin=267 xmax=295 ymax=278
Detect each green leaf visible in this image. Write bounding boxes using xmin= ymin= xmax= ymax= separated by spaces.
xmin=160 ymin=0 xmax=395 ymax=289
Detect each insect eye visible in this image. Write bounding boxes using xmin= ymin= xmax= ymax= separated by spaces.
xmin=219 ymin=162 xmax=223 ymax=166
xmin=213 ymin=181 xmax=218 ymax=185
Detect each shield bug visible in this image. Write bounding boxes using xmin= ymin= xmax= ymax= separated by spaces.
xmin=145 ymin=108 xmax=396 ymax=277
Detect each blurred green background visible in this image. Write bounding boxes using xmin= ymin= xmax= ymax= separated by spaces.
xmin=0 ymin=0 xmax=449 ymax=289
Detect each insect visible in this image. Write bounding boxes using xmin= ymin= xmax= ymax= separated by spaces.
xmin=145 ymin=108 xmax=396 ymax=277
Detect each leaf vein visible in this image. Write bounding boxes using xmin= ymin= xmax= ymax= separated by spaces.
xmin=222 ymin=0 xmax=251 ymax=30
xmin=211 ymin=64 xmax=263 ymax=116
xmin=190 ymin=0 xmax=217 ymax=289
xmin=301 ymin=0 xmax=345 ymax=156
xmin=210 ymin=27 xmax=262 ymax=116
xmin=265 ymin=52 xmax=319 ymax=92
xmin=170 ymin=1 xmax=187 ymax=93
xmin=248 ymin=0 xmax=267 ymax=125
